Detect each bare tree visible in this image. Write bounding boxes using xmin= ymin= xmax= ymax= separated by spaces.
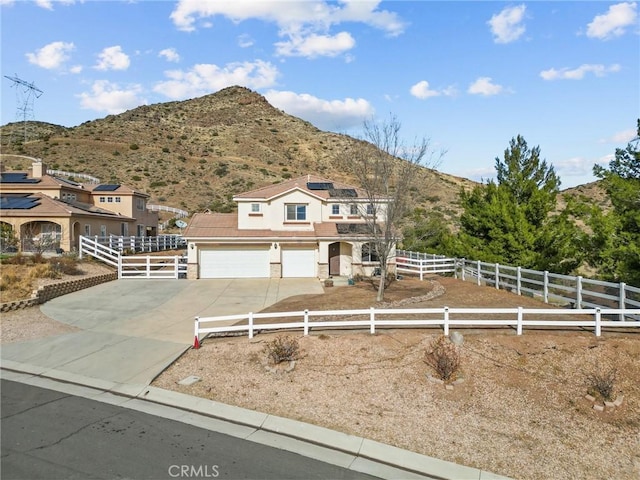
xmin=339 ymin=115 xmax=445 ymax=301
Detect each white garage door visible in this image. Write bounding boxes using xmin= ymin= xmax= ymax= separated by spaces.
xmin=282 ymin=249 xmax=316 ymax=277
xmin=200 ymin=248 xmax=269 ymax=278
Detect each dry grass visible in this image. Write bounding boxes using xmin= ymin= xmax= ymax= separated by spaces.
xmin=154 ymin=277 xmax=640 ymax=480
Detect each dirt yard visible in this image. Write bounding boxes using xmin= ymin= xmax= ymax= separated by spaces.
xmin=153 ymin=277 xmax=640 ymax=480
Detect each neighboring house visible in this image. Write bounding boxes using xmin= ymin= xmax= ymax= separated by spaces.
xmin=183 ymin=175 xmax=394 ymax=279
xmin=0 ymin=160 xmax=158 ymax=252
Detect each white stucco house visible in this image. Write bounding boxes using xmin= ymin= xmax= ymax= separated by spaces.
xmin=183 ymin=175 xmax=394 ymax=279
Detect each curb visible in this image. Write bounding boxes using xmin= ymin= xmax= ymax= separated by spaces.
xmin=1 ymin=361 xmax=511 ymax=480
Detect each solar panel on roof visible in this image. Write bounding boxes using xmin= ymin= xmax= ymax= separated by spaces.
xmin=329 ymin=188 xmax=357 ymax=198
xmin=0 ymin=172 xmax=40 ymax=184
xmin=94 ymin=184 xmax=120 ymax=191
xmin=307 ymin=182 xmax=333 ymax=190
xmin=0 ymin=195 xmax=40 ymax=210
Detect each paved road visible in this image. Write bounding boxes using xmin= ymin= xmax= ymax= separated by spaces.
xmin=1 ymin=379 xmax=380 ymax=480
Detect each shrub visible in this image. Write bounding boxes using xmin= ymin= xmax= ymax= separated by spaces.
xmin=424 ymin=335 xmax=461 ymax=381
xmin=264 ymin=335 xmax=300 ymax=364
xmin=585 ymin=362 xmax=617 ymax=401
xmin=49 ymin=257 xmax=83 ymax=275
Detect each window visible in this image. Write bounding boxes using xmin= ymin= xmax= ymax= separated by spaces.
xmin=115 ymin=197 xmax=121 ymax=203
xmin=84 ymin=224 xmax=91 ymax=236
xmin=350 ymin=204 xmax=358 ymax=215
xmin=62 ymin=192 xmax=77 ymax=201
xmin=99 ymin=196 xmax=106 ymax=203
xmin=251 ymin=203 xmax=260 ymax=213
xmin=100 ymin=225 xmax=107 ymax=237
xmin=331 ymin=205 xmax=340 ymax=215
xmin=137 ymin=224 xmax=145 ymax=236
xmin=136 ymin=198 xmax=145 ymax=210
xmin=361 ymin=243 xmax=379 ymax=263
xmin=121 ymin=223 xmax=129 ymax=236
xmin=366 ymin=204 xmax=374 ymax=215
xmin=107 ymin=196 xmax=113 ymax=203
xmin=286 ymin=204 xmax=307 ymax=221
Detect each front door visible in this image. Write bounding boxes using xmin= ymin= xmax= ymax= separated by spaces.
xmin=329 ymin=242 xmax=340 ymax=276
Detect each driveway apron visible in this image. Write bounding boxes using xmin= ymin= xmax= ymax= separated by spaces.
xmin=1 ymin=278 xmax=323 ymax=385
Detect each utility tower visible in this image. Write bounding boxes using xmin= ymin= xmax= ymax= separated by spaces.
xmin=4 ymin=74 xmax=44 ymax=143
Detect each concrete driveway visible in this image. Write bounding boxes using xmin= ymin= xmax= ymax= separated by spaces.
xmin=1 ymin=278 xmax=323 ymax=386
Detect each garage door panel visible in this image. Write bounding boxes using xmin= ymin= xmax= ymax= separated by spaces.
xmin=201 ymin=249 xmax=269 ymax=278
xmin=282 ymin=249 xmax=316 ymax=277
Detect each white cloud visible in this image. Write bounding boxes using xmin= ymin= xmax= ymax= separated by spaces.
xmin=77 ymin=80 xmax=146 ymax=114
xmin=153 ymin=60 xmax=279 ymax=100
xmin=264 ymin=89 xmax=374 ymax=131
xmin=601 ymin=128 xmax=637 ymax=143
xmin=540 ymin=63 xmax=621 ymax=80
xmin=586 ymin=2 xmax=637 ymax=40
xmin=95 ymin=46 xmax=130 ymax=71
xmin=488 ymin=4 xmax=526 ymax=44
xmin=410 ymin=80 xmax=457 ymax=99
xmin=275 ymin=31 xmax=355 ymax=57
xmin=69 ymin=65 xmax=83 ymax=74
xmin=170 ymin=0 xmax=405 ymax=58
xmin=35 ymin=0 xmax=77 ymax=9
xmin=26 ymin=41 xmax=75 ymax=70
xmin=159 ymin=48 xmax=180 ymax=63
xmin=238 ymin=34 xmax=254 ymax=48
xmin=467 ymin=77 xmax=503 ymax=96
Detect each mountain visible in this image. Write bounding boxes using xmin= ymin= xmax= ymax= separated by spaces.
xmin=0 ymin=85 xmax=599 ymax=225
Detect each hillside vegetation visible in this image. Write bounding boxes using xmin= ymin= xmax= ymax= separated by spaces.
xmin=0 ymin=86 xmax=476 ymax=221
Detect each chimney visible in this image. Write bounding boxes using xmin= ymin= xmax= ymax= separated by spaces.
xmin=32 ymin=160 xmax=46 ymax=178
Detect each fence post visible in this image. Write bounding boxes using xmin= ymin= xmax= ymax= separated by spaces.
xmin=516 ymin=267 xmax=521 ymax=296
xmin=193 ymin=317 xmax=200 ymax=349
xmin=495 ymin=263 xmax=500 ymax=290
xmin=576 ymin=276 xmax=583 ymax=309
xmin=517 ymin=307 xmax=523 ymax=335
xmin=461 ymin=258 xmax=465 ymax=281
xmin=443 ymin=306 xmax=449 ymax=336
xmin=477 ymin=260 xmax=481 ymax=286
xmin=174 ymin=256 xmax=179 ymax=279
xmin=595 ymin=308 xmax=601 ymax=337
xmin=619 ymin=282 xmax=626 ymax=322
xmin=118 ymin=255 xmax=123 ymax=279
xmin=304 ymin=309 xmax=309 ymax=336
xmin=370 ymin=307 xmax=375 ymax=334
xmin=248 ymin=312 xmax=254 ymax=339
xmin=419 ymin=260 xmax=424 ymax=281
xmin=543 ymin=271 xmax=549 ymax=303
xmin=146 ymin=256 xmax=151 ymax=278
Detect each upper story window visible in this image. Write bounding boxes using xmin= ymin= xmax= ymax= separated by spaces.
xmin=99 ymin=196 xmax=106 ymax=203
xmin=331 ymin=204 xmax=340 ymax=215
xmin=366 ymin=204 xmax=374 ymax=215
xmin=350 ymin=204 xmax=358 ymax=215
xmin=251 ymin=203 xmax=261 ymax=213
xmin=286 ymin=204 xmax=307 ymax=221
xmin=107 ymin=196 xmax=114 ymax=203
xmin=115 ymin=197 xmax=121 ymax=203
xmin=62 ymin=192 xmax=77 ymax=202
xmin=136 ymin=198 xmax=145 ymax=210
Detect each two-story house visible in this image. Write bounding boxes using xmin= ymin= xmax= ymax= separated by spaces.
xmin=183 ymin=175 xmax=393 ymax=279
xmin=0 ymin=159 xmax=158 ymax=252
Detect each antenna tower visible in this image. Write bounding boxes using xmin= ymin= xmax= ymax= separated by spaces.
xmin=4 ymin=74 xmax=44 ymax=143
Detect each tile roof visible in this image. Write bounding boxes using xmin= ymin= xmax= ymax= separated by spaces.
xmin=184 ymin=212 xmax=377 ymax=241
xmin=0 ymin=192 xmax=132 ymax=219
xmin=233 ymin=175 xmax=368 ymax=201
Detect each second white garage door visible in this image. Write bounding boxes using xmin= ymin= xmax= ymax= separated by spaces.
xmin=200 ymin=248 xmax=269 ymax=278
xmin=282 ymin=249 xmax=316 ymax=277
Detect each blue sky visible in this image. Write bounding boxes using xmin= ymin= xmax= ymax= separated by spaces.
xmin=1 ymin=1 xmax=638 ymax=189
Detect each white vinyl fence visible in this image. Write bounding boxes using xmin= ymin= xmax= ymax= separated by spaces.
xmin=194 ymin=306 xmax=640 ymax=347
xmin=89 ymin=234 xmax=186 ymax=253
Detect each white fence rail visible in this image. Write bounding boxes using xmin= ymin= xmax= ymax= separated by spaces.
xmin=456 ymin=258 xmax=640 ymax=321
xmin=89 ymin=234 xmax=186 ymax=253
xmin=147 ymin=205 xmax=189 ymax=218
xmin=79 ymin=235 xmax=186 ymax=279
xmin=396 ymin=251 xmax=456 ymax=280
xmin=194 ymin=306 xmax=640 ymax=346
xmin=120 ymin=255 xmax=187 ymax=279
